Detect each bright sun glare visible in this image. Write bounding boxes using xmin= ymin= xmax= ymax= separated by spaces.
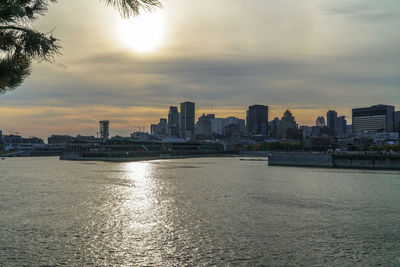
xmin=119 ymin=10 xmax=165 ymax=53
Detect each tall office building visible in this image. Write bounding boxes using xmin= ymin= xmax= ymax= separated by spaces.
xmin=247 ymin=105 xmax=268 ymax=136
xmin=336 ymin=116 xmax=347 ymax=137
xmin=196 ymin=114 xmax=213 ymax=137
xmin=180 ymin=102 xmax=195 ymax=139
xmin=326 ymin=110 xmax=337 ymax=131
xmin=211 ymin=118 xmax=225 ymax=136
xmin=394 ymin=111 xmax=400 ymax=133
xmin=315 ymin=116 xmax=326 ymax=127
xmin=276 ymin=110 xmax=298 ymax=139
xmin=167 ymin=106 xmax=180 ymax=137
xmin=0 ymin=129 xmax=2 ymax=144
xmin=352 ymin=104 xmax=395 ymax=134
xmin=99 ymin=120 xmax=109 ymax=140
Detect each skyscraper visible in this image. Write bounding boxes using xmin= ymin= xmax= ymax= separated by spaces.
xmin=352 ymin=104 xmax=395 ymax=134
xmin=336 ymin=116 xmax=347 ymax=137
xmin=180 ymin=101 xmax=195 ymax=139
xmin=395 ymin=111 xmax=400 ymax=133
xmin=167 ymin=106 xmax=179 ymax=137
xmin=196 ymin=114 xmax=213 ymax=137
xmin=99 ymin=120 xmax=109 ymax=140
xmin=326 ymin=110 xmax=337 ymax=131
xmin=315 ymin=116 xmax=326 ymax=127
xmin=247 ymin=105 xmax=268 ymax=136
xmin=276 ymin=110 xmax=298 ymax=139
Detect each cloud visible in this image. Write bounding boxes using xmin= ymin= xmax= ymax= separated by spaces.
xmin=1 ymin=0 xmax=399 ymax=138
xmin=321 ymin=0 xmax=400 ymax=21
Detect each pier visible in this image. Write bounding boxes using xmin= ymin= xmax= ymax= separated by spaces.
xmin=268 ymin=152 xmax=400 ymax=170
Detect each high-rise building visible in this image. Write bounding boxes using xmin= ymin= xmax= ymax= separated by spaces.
xmin=180 ymin=102 xmax=195 ymax=139
xmin=352 ymin=104 xmax=395 ymax=134
xmin=99 ymin=120 xmax=109 ymax=140
xmin=394 ymin=111 xmax=400 ymax=133
xmin=0 ymin=130 xmax=2 ymax=144
xmin=326 ymin=110 xmax=337 ymax=131
xmin=247 ymin=105 xmax=268 ymax=136
xmin=336 ymin=116 xmax=347 ymax=137
xmin=211 ymin=118 xmax=225 ymax=136
xmin=196 ymin=114 xmax=213 ymax=137
xmin=159 ymin=118 xmax=167 ymax=136
xmin=224 ymin=117 xmax=246 ymax=134
xmin=151 ymin=118 xmax=168 ymax=136
xmin=150 ymin=124 xmax=158 ymax=135
xmin=167 ymin=106 xmax=180 ymax=137
xmin=270 ymin=117 xmax=280 ymax=139
xmin=315 ymin=116 xmax=326 ymax=127
xmin=276 ymin=110 xmax=298 ymax=139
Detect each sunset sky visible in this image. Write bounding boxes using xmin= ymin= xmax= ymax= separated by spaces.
xmin=1 ymin=0 xmax=399 ymax=139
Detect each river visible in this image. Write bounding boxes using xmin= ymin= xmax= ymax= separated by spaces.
xmin=1 ymin=157 xmax=399 ymax=266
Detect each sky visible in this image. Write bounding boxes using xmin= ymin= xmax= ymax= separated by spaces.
xmin=1 ymin=0 xmax=399 ymax=139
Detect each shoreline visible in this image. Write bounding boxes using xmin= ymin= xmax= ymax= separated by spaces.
xmin=59 ymin=153 xmax=239 ymax=162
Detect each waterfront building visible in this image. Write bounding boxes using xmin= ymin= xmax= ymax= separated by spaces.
xmin=48 ymin=135 xmax=75 ymax=144
xmin=247 ymin=105 xmax=268 ymax=136
xmin=99 ymin=120 xmax=109 ymax=140
xmin=2 ymin=134 xmax=22 ymax=145
xmin=75 ymin=135 xmax=98 ymax=142
xmin=352 ymin=104 xmax=395 ymax=134
xmin=167 ymin=106 xmax=180 ymax=137
xmin=180 ymin=102 xmax=195 ymax=139
xmin=2 ymin=134 xmax=45 ymax=151
xmin=316 ymin=116 xmax=326 ymax=127
xmin=326 ymin=110 xmax=337 ymax=131
xmin=0 ymin=129 xmax=2 ymax=144
xmin=130 ymin=132 xmax=151 ymax=141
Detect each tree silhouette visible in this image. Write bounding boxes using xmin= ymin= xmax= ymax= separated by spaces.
xmin=0 ymin=0 xmax=161 ymax=94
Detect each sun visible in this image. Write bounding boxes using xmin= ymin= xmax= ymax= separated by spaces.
xmin=118 ymin=10 xmax=165 ymax=53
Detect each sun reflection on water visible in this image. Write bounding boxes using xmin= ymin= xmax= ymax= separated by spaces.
xmin=120 ymin=161 xmax=160 ymax=235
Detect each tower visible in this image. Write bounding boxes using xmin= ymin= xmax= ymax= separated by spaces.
xmin=99 ymin=120 xmax=109 ymax=140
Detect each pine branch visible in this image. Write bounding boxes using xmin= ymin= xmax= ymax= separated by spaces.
xmin=102 ymin=0 xmax=161 ymax=18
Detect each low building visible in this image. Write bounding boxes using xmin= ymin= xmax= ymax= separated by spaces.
xmin=48 ymin=135 xmax=75 ymax=144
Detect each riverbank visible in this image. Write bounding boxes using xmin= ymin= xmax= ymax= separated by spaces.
xmin=60 ymin=152 xmax=238 ymax=162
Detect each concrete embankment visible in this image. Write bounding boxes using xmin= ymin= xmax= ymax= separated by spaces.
xmin=268 ymin=153 xmax=333 ymax=168
xmin=268 ymin=152 xmax=400 ymax=170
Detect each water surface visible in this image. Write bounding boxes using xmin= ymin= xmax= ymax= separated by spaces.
xmin=1 ymin=157 xmax=399 ymax=266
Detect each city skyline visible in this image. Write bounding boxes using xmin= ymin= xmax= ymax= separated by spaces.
xmin=1 ymin=0 xmax=400 ymax=138
xmin=2 ymin=102 xmax=398 ymax=140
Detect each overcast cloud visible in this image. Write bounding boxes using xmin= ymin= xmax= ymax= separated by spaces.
xmin=1 ymin=0 xmax=399 ymax=138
